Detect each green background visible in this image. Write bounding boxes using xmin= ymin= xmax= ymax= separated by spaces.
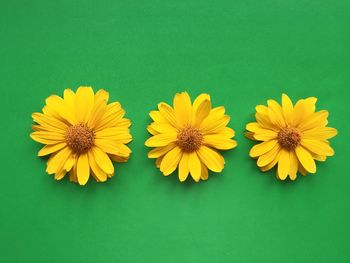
xmin=1 ymin=0 xmax=349 ymax=262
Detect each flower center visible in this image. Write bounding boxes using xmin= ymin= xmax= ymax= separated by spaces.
xmin=65 ymin=123 xmax=94 ymax=154
xmin=277 ymin=126 xmax=301 ymax=150
xmin=177 ymin=126 xmax=203 ymax=152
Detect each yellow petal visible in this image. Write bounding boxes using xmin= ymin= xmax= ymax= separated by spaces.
xmin=147 ymin=125 xmax=159 ymax=136
xmin=178 ymin=152 xmax=190 ymax=182
xmin=203 ymin=135 xmax=237 ymax=150
xmin=281 ymin=93 xmax=293 ymax=125
xmin=145 ymin=133 xmax=177 ymax=147
xmin=46 ymin=147 xmax=72 ymax=174
xmin=200 ymin=163 xmax=209 ymax=181
xmin=88 ymin=150 xmax=107 ymax=182
xmin=292 ymin=97 xmax=317 ymax=127
xmin=173 ymin=92 xmax=192 ymax=126
xmin=298 ymin=110 xmax=329 ymax=131
xmin=249 ymin=140 xmax=277 ymax=158
xmin=77 ymin=153 xmax=90 ymax=185
xmin=32 ymin=113 xmax=68 ymax=131
xmin=91 ymin=146 xmax=114 ymax=174
xmin=289 ymin=151 xmax=298 ymax=180
xmin=255 ymin=105 xmax=279 ymax=131
xmin=244 ymin=131 xmax=256 ymax=141
xmin=95 ymin=128 xmax=132 ymax=143
xmin=216 ymin=127 xmax=235 ymax=138
xmin=160 ymin=146 xmax=182 ymax=176
xmin=147 ymin=122 xmax=178 ymax=134
xmin=63 ymin=88 xmax=76 ymax=109
xmin=64 ymin=154 xmax=76 ymax=171
xmin=200 ymin=107 xmax=229 ymax=134
xmin=148 ymin=143 xmax=176 ymax=158
xmin=252 ymin=128 xmax=277 ymax=141
xmin=94 ymin=102 xmax=124 ymax=131
xmin=45 ymin=95 xmax=77 ymax=125
xmin=158 ymin=102 xmax=180 ymax=128
xmin=197 ymin=146 xmax=224 ymax=172
xmin=95 ymin=139 xmax=131 ymax=157
xmin=38 ymin=142 xmax=66 ymax=156
xmin=192 ymin=98 xmax=211 ymax=128
xmin=302 ymin=127 xmax=338 ymax=140
xmin=149 ymin=110 xmax=166 ymax=122
xmin=88 ymin=89 xmax=109 ymax=128
xmin=30 ymin=132 xmax=64 ymax=145
xmin=301 ymin=139 xmax=334 ymax=156
xmin=69 ymin=161 xmax=78 ymax=182
xmin=75 ymin=86 xmax=95 ymax=123
xmin=277 ymin=149 xmax=290 ymax=180
xmin=31 ymin=124 xmax=66 ymax=134
xmin=31 ymin=131 xmax=65 ymax=141
xmin=193 ymin=93 xmax=210 ymax=111
xmin=295 ymin=146 xmax=316 ymax=173
xmin=267 ymin=99 xmax=285 ymax=128
xmin=257 ymin=143 xmax=280 ymax=167
xmin=260 ymin=149 xmax=281 ymax=172
xmin=188 ymin=152 xmax=201 ymax=182
xmin=246 ymin=122 xmax=261 ymax=132
xmin=54 ymin=169 xmax=67 ymax=180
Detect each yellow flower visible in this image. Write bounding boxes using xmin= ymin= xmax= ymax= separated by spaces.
xmin=246 ymin=93 xmax=337 ymax=180
xmin=145 ymin=92 xmax=237 ymax=182
xmin=31 ymin=86 xmax=132 ymax=185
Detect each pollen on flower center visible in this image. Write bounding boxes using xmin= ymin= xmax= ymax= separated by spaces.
xmin=277 ymin=126 xmax=301 ymax=150
xmin=177 ymin=126 xmax=203 ymax=152
xmin=65 ymin=123 xmax=94 ymax=154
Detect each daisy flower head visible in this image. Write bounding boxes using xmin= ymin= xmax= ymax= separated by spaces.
xmin=245 ymin=93 xmax=337 ymax=181
xmin=31 ymin=86 xmax=132 ymax=185
xmin=145 ymin=92 xmax=237 ymax=182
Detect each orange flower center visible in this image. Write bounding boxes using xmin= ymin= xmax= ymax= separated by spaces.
xmin=277 ymin=126 xmax=301 ymax=150
xmin=177 ymin=126 xmax=203 ymax=152
xmin=65 ymin=123 xmax=94 ymax=154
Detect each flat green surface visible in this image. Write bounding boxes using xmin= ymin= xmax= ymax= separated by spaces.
xmin=1 ymin=0 xmax=349 ymax=262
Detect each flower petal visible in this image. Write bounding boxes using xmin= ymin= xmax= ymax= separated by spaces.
xmin=46 ymin=147 xmax=72 ymax=174
xmin=282 ymin=93 xmax=293 ymax=125
xmin=203 ymin=135 xmax=237 ymax=150
xmin=45 ymin=95 xmax=77 ymax=125
xmin=267 ymin=99 xmax=285 ymax=128
xmin=249 ymin=140 xmax=277 ymax=158
xmin=197 ymin=146 xmax=224 ymax=172
xmin=160 ymin=146 xmax=182 ymax=176
xmin=257 ymin=143 xmax=280 ymax=167
xmin=295 ymin=146 xmax=316 ymax=173
xmin=145 ymin=133 xmax=177 ymax=147
xmin=75 ymin=86 xmax=95 ymax=123
xmin=77 ymin=153 xmax=90 ymax=185
xmin=277 ymin=149 xmax=290 ymax=180
xmin=91 ymin=146 xmax=114 ymax=174
xmin=298 ymin=110 xmax=329 ymax=131
xmin=178 ymin=152 xmax=190 ymax=182
xmin=200 ymin=163 xmax=209 ymax=181
xmin=289 ymin=151 xmax=298 ymax=180
xmin=174 ymin=92 xmax=192 ymax=126
xmin=88 ymin=150 xmax=107 ymax=182
xmin=147 ymin=143 xmax=176 ymax=158
xmin=301 ymin=139 xmax=334 ymax=156
xmin=188 ymin=152 xmax=201 ymax=182
xmin=158 ymin=102 xmax=180 ymax=128
xmin=38 ymin=142 xmax=67 ymax=156
xmin=192 ymin=98 xmax=211 ymax=128
xmin=302 ymin=127 xmax=338 ymax=140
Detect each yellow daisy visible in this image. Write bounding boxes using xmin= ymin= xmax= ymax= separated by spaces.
xmin=31 ymin=86 xmax=132 ymax=185
xmin=145 ymin=92 xmax=237 ymax=182
xmin=245 ymin=93 xmax=337 ymax=180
